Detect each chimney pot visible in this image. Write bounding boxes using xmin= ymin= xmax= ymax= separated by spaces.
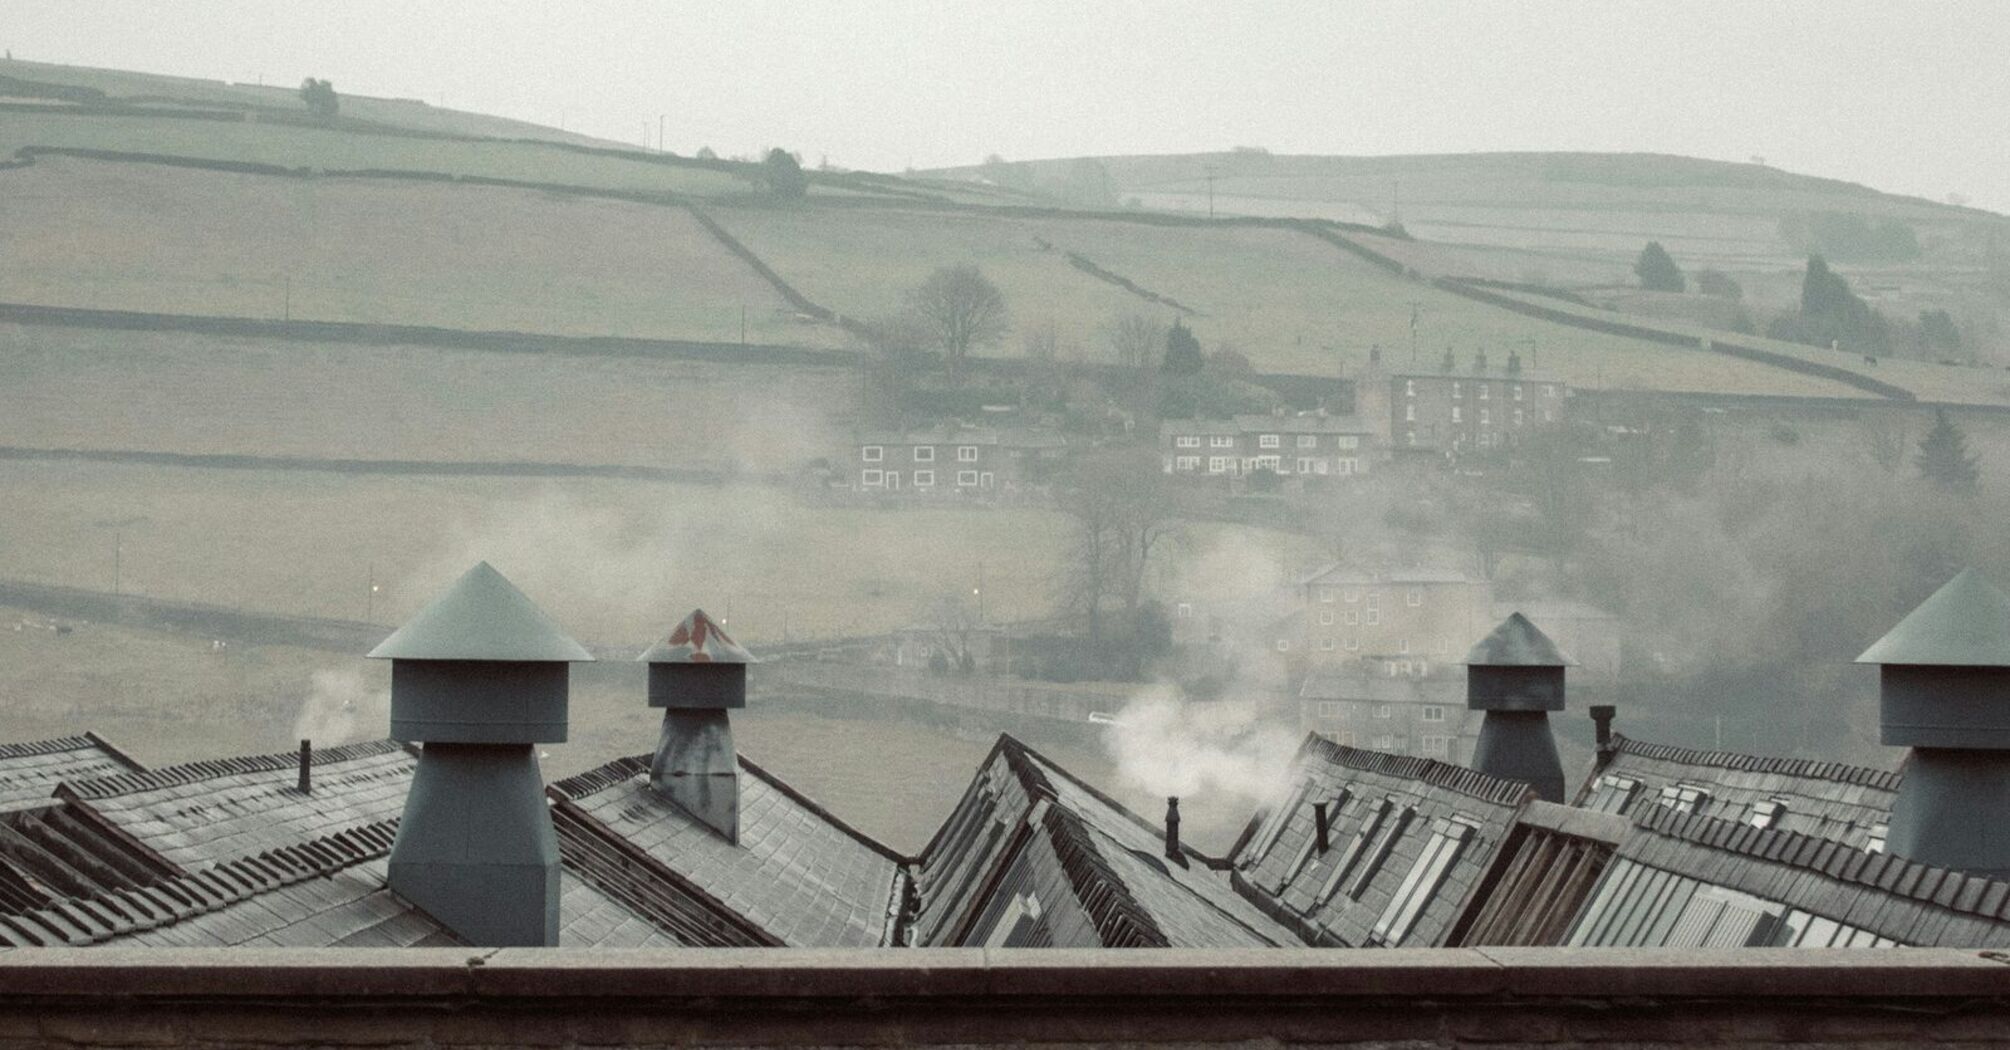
xmin=1589 ymin=705 xmax=1616 ymax=751
xmin=297 ymin=739 xmax=311 ymax=794
xmin=1313 ymin=801 xmax=1330 ymax=853
xmin=1163 ymin=797 xmax=1182 ymax=861
xmin=641 ymin=610 xmax=755 ymax=843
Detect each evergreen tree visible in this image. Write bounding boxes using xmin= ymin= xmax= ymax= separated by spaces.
xmin=1634 ymin=241 xmax=1686 ymax=292
xmin=1161 ymin=320 xmax=1204 ymax=375
xmin=1916 ymin=409 xmax=1980 ymax=491
xmin=298 ymin=78 xmax=339 ymax=121
xmin=761 ymin=148 xmax=807 ymax=198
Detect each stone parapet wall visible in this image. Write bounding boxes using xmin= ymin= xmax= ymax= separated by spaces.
xmin=3 ymin=948 xmax=2010 ymax=1047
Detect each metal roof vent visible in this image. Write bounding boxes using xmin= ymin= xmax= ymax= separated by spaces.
xmin=1856 ymin=568 xmax=2010 ymax=877
xmin=1464 ymin=612 xmax=1573 ymax=802
xmin=639 ymin=609 xmax=755 ymax=844
xmin=371 ymin=562 xmax=591 ymax=946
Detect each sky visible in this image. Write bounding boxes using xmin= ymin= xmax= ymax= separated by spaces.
xmin=7 ymin=2 xmax=2008 ymax=212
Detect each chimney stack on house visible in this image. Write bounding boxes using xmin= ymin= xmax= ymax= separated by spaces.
xmin=370 ymin=562 xmax=592 ymax=946
xmin=1313 ymin=801 xmax=1331 ymax=853
xmin=1857 ymin=569 xmax=2010 ymax=878
xmin=640 ymin=609 xmax=754 ymax=844
xmin=1464 ymin=612 xmax=1573 ymax=803
xmin=1163 ymin=797 xmax=1182 ymax=861
xmin=297 ymin=739 xmax=311 ymax=794
xmin=1473 ymin=350 xmax=1488 ymax=374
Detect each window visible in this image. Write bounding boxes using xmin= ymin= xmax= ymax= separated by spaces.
xmin=1275 ymin=638 xmax=1290 ymax=652
xmin=1372 ymin=817 xmax=1477 ymax=945
xmin=1337 ymin=458 xmax=1356 ymax=475
xmin=1545 ymin=384 xmax=1557 ymax=397
xmin=984 ymin=893 xmax=1050 ymax=948
xmin=1374 ymin=734 xmax=1395 ymax=750
xmin=1451 ymin=407 xmax=1462 ymax=423
xmin=1319 ymin=637 xmax=1336 ymax=651
xmin=1583 ymin=775 xmax=1641 ymax=814
xmin=1242 ymin=781 xmax=1311 ymax=868
xmin=1319 ymin=587 xmax=1335 ymax=603
xmin=1345 ymin=804 xmax=1415 ymax=900
xmin=913 ymin=446 xmax=935 ymax=462
xmin=1479 ymin=408 xmax=1490 ymax=425
xmin=1210 ymin=435 xmax=1235 ymax=448
xmin=1405 ymin=379 xmax=1416 ymax=396
xmin=1343 ymin=589 xmax=1359 ymax=603
xmin=1420 ymin=735 xmax=1450 ymax=756
xmin=1318 ymin=701 xmax=1342 ymax=719
xmin=957 ymin=470 xmax=979 ymax=487
xmin=1374 ymin=704 xmax=1392 ymax=719
xmin=1479 ymin=385 xmax=1490 ymax=400
xmin=1175 ymin=435 xmax=1201 ymax=448
xmin=1176 ymin=602 xmax=1193 ymax=619
xmin=862 ymin=445 xmax=884 ymax=462
xmin=1658 ymin=783 xmax=1711 ymax=814
xmin=1452 ymin=382 xmax=1463 ymax=399
xmin=1406 ymin=430 xmax=1417 ymax=446
xmin=1318 ymin=610 xmax=1335 ymax=626
xmin=1315 ymin=460 xmax=1330 ymax=475
xmin=1174 ymin=455 xmax=1200 ymax=471
xmin=1260 ymin=434 xmax=1281 ymax=449
xmin=1297 ymin=457 xmax=1314 ymax=474
xmin=1866 ymin=823 xmax=1888 ymax=854
xmin=958 ymin=445 xmax=979 ymax=462
xmin=1336 ymin=436 xmax=1359 ymax=450
xmin=1417 ymin=660 xmax=1429 ymax=676
xmin=1513 ymin=408 xmax=1524 ymax=425
xmin=1346 ymin=636 xmax=1360 ymax=651
xmin=1298 ymin=434 xmax=1318 ymax=449
xmin=1543 ymin=409 xmax=1555 ymax=423
xmin=1406 ymin=589 xmax=1422 ymax=607
xmin=1365 ymin=609 xmax=1382 ymax=626
xmin=1316 ymin=797 xmax=1391 ymax=904
xmin=1405 ymin=405 xmax=1417 ymax=422
xmin=913 ymin=470 xmax=935 ymax=487
xmin=1421 ymin=705 xmax=1445 ymax=723
xmin=1208 ymin=456 xmax=1229 ymax=473
xmin=861 ymin=469 xmax=883 ymax=486
xmin=1749 ymin=799 xmax=1787 ymax=829
xmin=1343 ymin=611 xmax=1360 ymax=626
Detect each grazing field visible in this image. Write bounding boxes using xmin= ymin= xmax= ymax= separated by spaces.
xmin=0 ymin=156 xmax=846 ymax=346
xmin=0 ymin=324 xmax=858 ymax=470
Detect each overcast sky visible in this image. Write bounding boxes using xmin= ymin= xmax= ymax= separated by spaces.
xmin=8 ymin=2 xmax=2007 ymax=212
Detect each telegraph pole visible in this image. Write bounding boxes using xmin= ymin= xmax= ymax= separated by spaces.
xmin=658 ymin=114 xmax=666 ymax=153
xmin=1203 ymin=165 xmax=1218 ymax=220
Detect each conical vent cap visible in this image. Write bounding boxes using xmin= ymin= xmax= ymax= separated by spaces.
xmin=1857 ymin=568 xmax=2010 ymax=667
xmin=369 ymin=562 xmax=593 ymax=662
xmin=1465 ymin=612 xmax=1574 ymax=667
xmin=638 ymin=608 xmax=756 ymax=665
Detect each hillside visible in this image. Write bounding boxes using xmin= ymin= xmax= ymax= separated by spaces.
xmin=2 ymin=59 xmax=2007 ymax=406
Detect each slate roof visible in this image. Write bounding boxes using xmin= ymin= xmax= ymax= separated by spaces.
xmin=1857 ymin=568 xmax=2010 ymax=667
xmin=1297 ymin=563 xmax=1479 ymax=587
xmin=639 ymin=609 xmax=756 ymax=664
xmin=1229 ymin=734 xmax=1533 ymax=947
xmin=910 ymin=735 xmax=1299 ymax=948
xmin=1575 ymin=733 xmax=1897 ymax=850
xmin=56 ymin=739 xmax=418 ymax=870
xmin=1465 ymin=613 xmax=1572 ymax=667
xmin=548 ymin=753 xmax=907 ymax=947
xmin=369 ymin=561 xmax=592 ymax=662
xmin=1566 ymin=804 xmax=2010 ymax=949
xmin=0 ymin=733 xmax=143 ymax=808
xmin=1450 ymin=800 xmax=1624 ymax=947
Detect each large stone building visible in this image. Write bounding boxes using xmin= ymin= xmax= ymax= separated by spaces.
xmin=1279 ymin=564 xmax=1496 ymax=670
xmin=853 ymin=425 xmax=1068 ymax=496
xmin=1353 ymin=349 xmax=1569 ymax=455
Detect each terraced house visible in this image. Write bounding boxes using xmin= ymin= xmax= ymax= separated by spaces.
xmin=854 ymin=426 xmax=1068 ymax=496
xmin=1159 ymin=413 xmax=1374 ymax=483
xmin=1354 ymin=350 xmax=1569 ymax=455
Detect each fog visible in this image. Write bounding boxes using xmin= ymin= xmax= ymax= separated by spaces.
xmin=0 ymin=10 xmax=2006 ymax=859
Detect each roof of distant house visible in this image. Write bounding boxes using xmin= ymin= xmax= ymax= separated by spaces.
xmin=1297 ymin=563 xmax=1481 ymax=587
xmin=857 ymin=426 xmax=1068 ymax=449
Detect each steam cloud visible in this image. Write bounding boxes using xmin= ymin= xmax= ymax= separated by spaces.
xmin=1101 ymin=687 xmax=1300 ymax=805
xmin=290 ymin=667 xmax=389 ymax=745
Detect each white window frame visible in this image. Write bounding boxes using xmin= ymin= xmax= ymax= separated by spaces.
xmin=1406 ymin=589 xmax=1422 ymax=607
xmin=958 ymin=445 xmax=979 ymax=462
xmin=1479 ymin=384 xmax=1490 ymax=400
xmin=913 ymin=470 xmax=935 ymax=487
xmin=1208 ymin=456 xmax=1229 ymax=473
xmin=1174 ymin=455 xmax=1200 ymax=471
xmin=957 ymin=470 xmax=979 ymax=487
xmin=1297 ymin=457 xmax=1314 ymax=474
xmin=862 ymin=445 xmax=884 ymax=462
xmin=913 ymin=446 xmax=935 ymax=462
xmin=1318 ymin=610 xmax=1335 ymax=626
xmin=1259 ymin=434 xmax=1281 ymax=449
xmin=861 ymin=469 xmax=883 ymax=486
xmin=1450 ymin=406 xmax=1462 ymax=423
xmin=1210 ymin=435 xmax=1235 ymax=448
xmin=1420 ymin=735 xmax=1451 ymax=756
xmin=1175 ymin=435 xmax=1201 ymax=449
xmin=1452 ymin=382 xmax=1462 ymax=399
xmin=1420 ymin=706 xmax=1445 ymax=723
xmin=1297 ymin=434 xmax=1318 ymax=449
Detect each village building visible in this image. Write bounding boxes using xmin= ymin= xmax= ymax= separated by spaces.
xmin=1298 ymin=668 xmax=1472 ymax=761
xmin=1158 ymin=413 xmax=1374 ymax=483
xmin=853 ymin=426 xmax=1068 ymax=496
xmin=1279 ymin=564 xmax=1495 ymax=671
xmin=1353 ymin=349 xmax=1570 ymax=455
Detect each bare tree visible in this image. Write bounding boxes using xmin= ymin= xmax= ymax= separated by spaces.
xmin=908 ymin=265 xmax=1007 ymax=377
xmin=1022 ymin=317 xmax=1059 ymax=362
xmin=1105 ymin=313 xmax=1165 ymax=370
xmin=1055 ymin=448 xmax=1180 ymax=648
xmin=926 ymin=592 xmax=981 ymax=674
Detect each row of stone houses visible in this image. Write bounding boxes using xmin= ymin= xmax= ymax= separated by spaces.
xmin=850 ymin=425 xmax=1069 ymax=497
xmin=4 ymin=565 xmax=2010 ymax=951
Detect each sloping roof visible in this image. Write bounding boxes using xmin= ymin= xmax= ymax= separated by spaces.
xmin=548 ymin=753 xmax=906 ymax=947
xmin=369 ymin=562 xmax=592 ymax=662
xmin=0 ymin=799 xmax=181 ymax=912
xmin=1229 ymin=414 xmax=1375 ymax=435
xmin=1297 ymin=563 xmax=1480 ymax=587
xmin=1448 ymin=800 xmax=1624 ymax=947
xmin=0 ymin=733 xmax=143 ymax=808
xmin=1856 ymin=568 xmax=2010 ymax=666
xmin=1465 ymin=613 xmax=1573 ymax=667
xmin=1567 ymin=805 xmax=2010 ymax=949
xmin=1228 ymin=734 xmax=1533 ymax=947
xmin=858 ymin=426 xmax=1067 ymax=449
xmin=1575 ymin=734 xmax=1897 ymax=850
xmin=57 ymin=740 xmax=417 ymax=871
xmin=638 ymin=609 xmax=756 ymax=665
xmin=909 ymin=735 xmax=1299 ymax=948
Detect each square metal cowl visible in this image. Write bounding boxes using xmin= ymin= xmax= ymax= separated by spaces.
xmin=647 ymin=663 xmax=747 ymax=709
xmin=1466 ymin=666 xmax=1567 ymax=712
xmin=389 ymin=659 xmax=570 ymax=744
